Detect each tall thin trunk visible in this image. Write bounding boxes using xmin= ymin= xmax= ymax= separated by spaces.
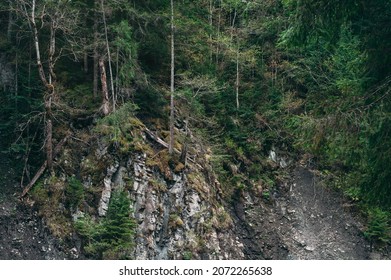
xmin=93 ymin=4 xmax=98 ymax=98
xmin=230 ymin=8 xmax=237 ymax=43
xmin=209 ymin=0 xmax=213 ymax=63
xmin=99 ymin=58 xmax=110 ymax=116
xmin=216 ymin=0 xmax=222 ymax=65
xmin=169 ymin=0 xmax=175 ymax=155
xmin=15 ymin=53 xmax=18 ymax=110
xmin=31 ymin=0 xmax=48 ymax=87
xmin=31 ymin=0 xmax=54 ymax=171
xmin=116 ymin=46 xmax=122 ymax=104
xmin=236 ymin=44 xmax=240 ymax=110
xmin=7 ymin=2 xmax=13 ymax=41
xmin=101 ymin=0 xmax=115 ymax=111
xmin=48 ymin=21 xmax=56 ymax=83
xmin=83 ymin=48 xmax=88 ymax=73
xmin=28 ymin=45 xmax=31 ymax=97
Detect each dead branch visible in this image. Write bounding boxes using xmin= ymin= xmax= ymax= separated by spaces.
xmin=143 ymin=127 xmax=169 ymax=149
xmin=20 ymin=133 xmax=70 ymax=198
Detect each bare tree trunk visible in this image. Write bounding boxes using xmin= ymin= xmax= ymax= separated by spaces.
xmin=116 ymin=46 xmax=120 ymax=103
xmin=169 ymin=0 xmax=175 ymax=155
xmin=93 ymin=5 xmax=99 ymax=98
xmin=46 ymin=119 xmax=53 ymax=170
xmin=101 ymin=0 xmax=116 ymax=111
xmin=31 ymin=0 xmax=48 ymax=88
xmin=99 ymin=58 xmax=110 ymax=116
xmin=20 ymin=134 xmax=70 ymax=198
xmin=83 ymin=48 xmax=88 ymax=73
xmin=48 ymin=21 xmax=56 ymax=83
xmin=216 ymin=0 xmax=222 ymax=65
xmin=15 ymin=53 xmax=18 ymax=110
xmin=7 ymin=2 xmax=13 ymax=41
xmin=31 ymin=0 xmax=54 ymax=171
xmin=209 ymin=0 xmax=213 ymax=63
xmin=231 ymin=8 xmax=237 ymax=43
xmin=236 ymin=44 xmax=240 ymax=110
xmin=28 ymin=45 xmax=32 ymax=97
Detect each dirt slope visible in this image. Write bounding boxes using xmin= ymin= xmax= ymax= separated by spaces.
xmin=0 ymin=157 xmax=67 ymax=260
xmin=234 ymin=165 xmax=389 ymax=260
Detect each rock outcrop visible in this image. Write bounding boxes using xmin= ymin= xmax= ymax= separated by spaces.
xmin=68 ymin=119 xmax=245 ymax=259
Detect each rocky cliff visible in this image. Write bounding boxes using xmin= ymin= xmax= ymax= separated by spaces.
xmin=48 ymin=109 xmax=245 ymax=259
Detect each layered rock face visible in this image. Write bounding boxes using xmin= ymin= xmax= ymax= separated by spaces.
xmin=56 ymin=115 xmax=245 ymax=260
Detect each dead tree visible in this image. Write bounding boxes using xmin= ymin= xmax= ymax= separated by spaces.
xmin=99 ymin=58 xmax=110 ymax=116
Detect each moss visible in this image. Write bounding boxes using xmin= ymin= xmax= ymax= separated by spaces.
xmin=215 ymin=207 xmax=233 ymax=230
xmin=80 ymin=154 xmax=106 ymax=183
xmin=169 ymin=214 xmax=184 ymax=228
xmin=146 ymin=150 xmax=171 ymax=179
xmin=174 ymin=162 xmax=185 ymax=173
xmin=187 ymin=172 xmax=208 ymax=199
xmin=149 ymin=179 xmax=167 ymax=192
xmin=31 ymin=176 xmax=73 ymax=239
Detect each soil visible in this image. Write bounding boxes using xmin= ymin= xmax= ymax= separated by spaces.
xmin=0 ymin=156 xmax=68 ymax=260
xmin=233 ymin=164 xmax=390 ymax=260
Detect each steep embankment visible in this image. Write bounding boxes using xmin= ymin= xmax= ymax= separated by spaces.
xmin=1 ymin=136 xmax=389 ymax=259
xmin=233 ymin=161 xmax=389 ymax=260
xmin=0 ymin=157 xmax=69 ymax=260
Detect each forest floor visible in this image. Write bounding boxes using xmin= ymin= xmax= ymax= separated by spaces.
xmin=0 ymin=156 xmax=67 ymax=260
xmin=234 ymin=164 xmax=390 ymax=260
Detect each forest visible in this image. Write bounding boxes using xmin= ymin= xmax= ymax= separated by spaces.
xmin=0 ymin=0 xmax=390 ymax=259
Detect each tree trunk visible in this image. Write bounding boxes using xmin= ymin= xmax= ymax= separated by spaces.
xmin=48 ymin=21 xmax=56 ymax=83
xmin=7 ymin=2 xmax=14 ymax=41
xmin=209 ymin=0 xmax=213 ymax=63
xmin=101 ymin=0 xmax=116 ymax=112
xmin=84 ymin=48 xmax=88 ymax=73
xmin=216 ymin=0 xmax=222 ymax=65
xmin=231 ymin=8 xmax=237 ymax=43
xmin=169 ymin=0 xmax=175 ymax=155
xmin=99 ymin=58 xmax=110 ymax=116
xmin=31 ymin=0 xmax=48 ymax=88
xmin=93 ymin=5 xmax=99 ymax=98
xmin=20 ymin=135 xmax=70 ymax=198
xmin=31 ymin=0 xmax=54 ymax=170
xmin=236 ymin=44 xmax=240 ymax=110
xmin=46 ymin=119 xmax=53 ymax=171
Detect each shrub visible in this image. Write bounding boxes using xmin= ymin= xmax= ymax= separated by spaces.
xmin=65 ymin=176 xmax=84 ymax=209
xmin=364 ymin=208 xmax=391 ymax=244
xmin=75 ymin=189 xmax=136 ymax=259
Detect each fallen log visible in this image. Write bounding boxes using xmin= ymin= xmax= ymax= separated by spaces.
xmin=143 ymin=127 xmax=169 ymax=148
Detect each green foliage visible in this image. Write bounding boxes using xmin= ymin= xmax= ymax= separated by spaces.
xmin=364 ymin=208 xmax=391 ymax=244
xmin=63 ymin=84 xmax=99 ymax=112
xmin=65 ymin=177 xmax=84 ymax=209
xmin=279 ymin=0 xmax=391 ymax=232
xmin=1 ymin=0 xmax=390 ymax=257
xmin=183 ymin=251 xmax=193 ymax=260
xmin=75 ymin=190 xmax=135 ymax=259
xmin=363 ymin=118 xmax=391 ymax=208
xmin=95 ymin=102 xmax=144 ymax=154
xmin=112 ymin=21 xmax=138 ymax=88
